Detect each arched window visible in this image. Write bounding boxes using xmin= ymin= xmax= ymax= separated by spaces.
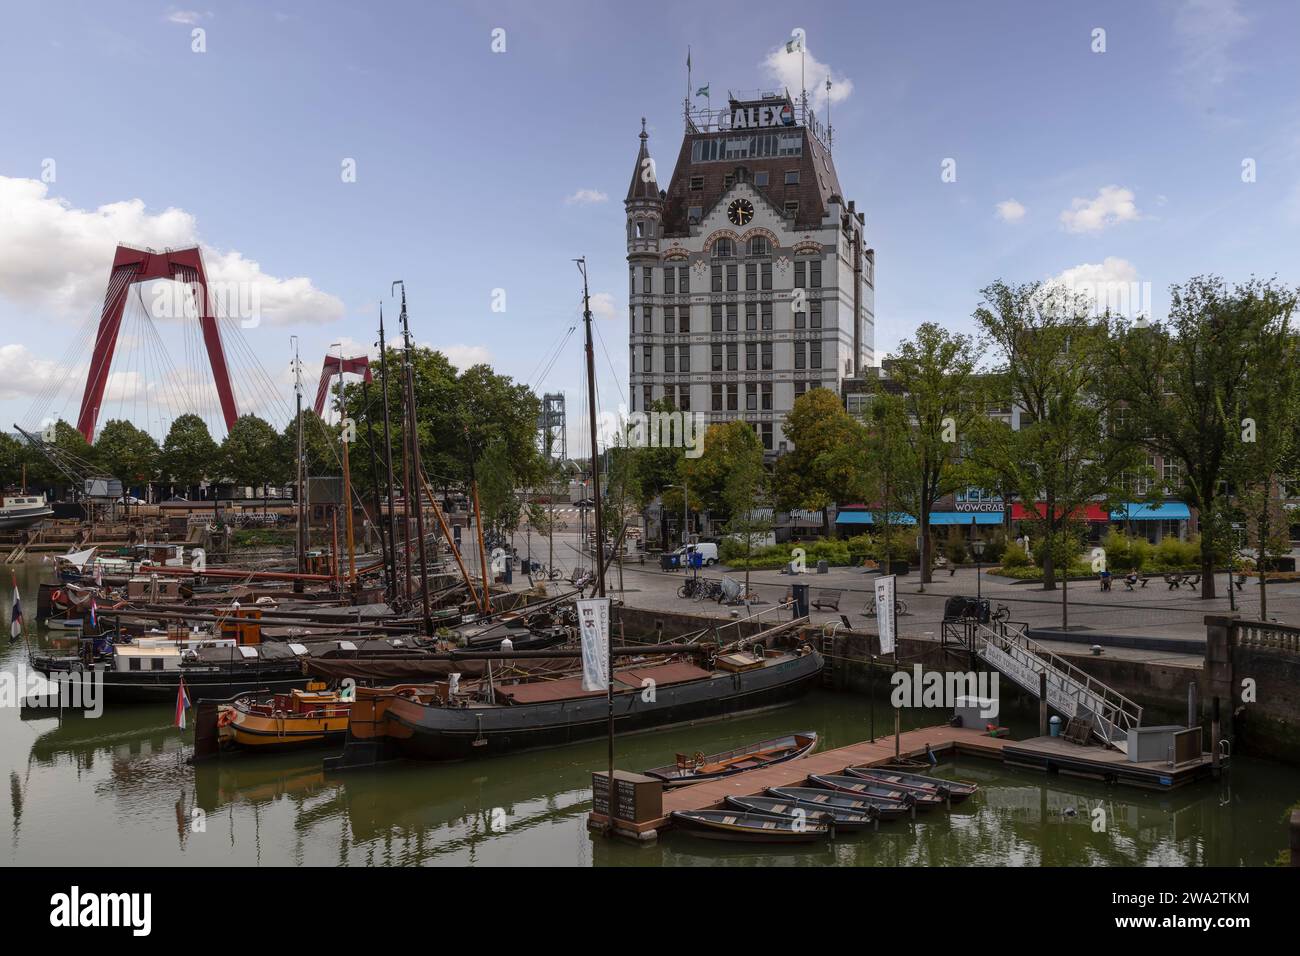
xmin=748 ymin=236 xmax=769 ymax=257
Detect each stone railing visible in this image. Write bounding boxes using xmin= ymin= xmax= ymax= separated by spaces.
xmin=1231 ymin=619 xmax=1300 ymax=653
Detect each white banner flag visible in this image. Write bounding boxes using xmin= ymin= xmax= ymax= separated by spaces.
xmin=577 ymin=598 xmax=611 ymax=691
xmin=875 ymin=574 xmax=896 ymax=655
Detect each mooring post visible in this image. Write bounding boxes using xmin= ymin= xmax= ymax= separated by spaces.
xmin=1187 ymin=681 xmax=1198 ymax=735
xmin=1211 ymin=696 xmax=1221 ymax=777
xmin=1290 ymin=809 xmax=1300 ymax=867
xmin=1038 ymin=671 xmax=1048 ymax=737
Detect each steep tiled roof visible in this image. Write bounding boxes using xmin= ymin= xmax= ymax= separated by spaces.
xmin=625 ymin=118 xmax=661 ymax=203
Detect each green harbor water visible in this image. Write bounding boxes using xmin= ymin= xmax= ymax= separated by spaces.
xmin=4 ymin=562 xmax=1298 ymax=867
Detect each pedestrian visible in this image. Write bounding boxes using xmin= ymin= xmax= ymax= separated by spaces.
xmin=1099 ymin=568 xmax=1112 ymax=592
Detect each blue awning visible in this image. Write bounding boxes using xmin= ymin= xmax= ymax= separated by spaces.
xmin=834 ymin=511 xmax=917 ymax=526
xmin=1110 ymin=502 xmax=1191 ymax=521
xmin=927 ymin=512 xmax=1005 ymax=526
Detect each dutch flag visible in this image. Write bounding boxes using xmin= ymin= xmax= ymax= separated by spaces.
xmin=9 ymin=574 xmax=22 ymax=642
xmin=175 ymin=678 xmax=192 ymax=730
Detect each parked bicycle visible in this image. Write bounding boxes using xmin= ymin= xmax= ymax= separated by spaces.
xmin=677 ymin=577 xmax=723 ymax=602
xmin=863 ymin=596 xmax=908 ymax=617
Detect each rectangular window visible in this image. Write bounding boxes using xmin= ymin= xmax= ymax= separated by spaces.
xmin=810 ymin=260 xmax=822 ymax=287
xmin=644 ymin=268 xmax=653 ymax=292
xmin=726 ymin=342 xmax=738 ymax=371
xmin=680 ymin=307 xmax=690 ymax=333
xmin=746 ymin=383 xmax=758 ymax=411
xmin=679 ymin=385 xmax=691 ymax=411
xmin=714 ymin=238 xmax=734 ymax=258
xmin=784 ymin=169 xmax=800 ymax=185
xmin=810 ymin=340 xmax=821 ymax=369
xmin=794 ymin=261 xmax=805 ymax=288
xmin=711 ymin=343 xmax=723 ymax=371
xmin=746 ymin=342 xmax=757 ymax=370
xmin=711 ymin=383 xmax=723 ymax=411
xmin=636 ymin=221 xmax=646 ymax=238
xmin=754 ymin=170 xmax=768 ymax=186
xmin=630 ymin=268 xmax=635 ymax=295
xmin=629 ymin=308 xmax=635 ymax=334
xmin=794 ymin=303 xmax=806 ymax=329
xmin=761 ymin=301 xmax=772 ymax=330
xmin=678 ymin=267 xmax=689 ymax=293
xmin=746 ymin=302 xmax=757 ymax=331
xmin=151 ymin=657 xmax=164 ymax=671
xmin=129 ymin=657 xmax=141 ymax=671
xmin=761 ymin=422 xmax=773 ymax=450
xmin=711 ymin=264 xmax=722 ymax=292
xmin=761 ymin=262 xmax=772 ymax=290
xmin=761 ymin=341 xmax=772 ymax=370
xmin=794 ymin=342 xmax=806 ymax=370
xmin=726 ymin=303 xmax=738 ymax=332
xmin=761 ymin=382 xmax=772 ymax=410
xmin=784 ymin=200 xmax=799 ymax=216
xmin=664 ymin=347 xmax=675 ymax=373
xmin=711 ymin=304 xmax=722 ymax=332
xmin=727 ymin=384 xmax=738 ymax=411
xmin=726 ymin=264 xmax=738 ymax=292
xmin=643 ymin=305 xmax=652 ymax=332
xmin=794 ymin=380 xmax=807 ymax=399
xmin=745 ymin=263 xmax=757 ymax=291
xmin=663 ymin=305 xmax=674 ymax=331
xmin=690 ymin=176 xmax=704 ymax=190
xmin=643 ymin=384 xmax=653 ymax=410
xmin=810 ymin=299 xmax=822 ymax=329
xmin=679 ymin=345 xmax=690 ymax=372
xmin=643 ymin=346 xmax=653 ymax=372
xmin=664 ymin=268 xmax=675 ymax=295
xmin=688 ymin=205 xmax=702 ymax=222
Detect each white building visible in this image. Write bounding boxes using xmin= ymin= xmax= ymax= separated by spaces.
xmin=625 ymin=91 xmax=875 ymax=456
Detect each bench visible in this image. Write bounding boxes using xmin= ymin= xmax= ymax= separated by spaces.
xmin=811 ymin=588 xmax=842 ymax=611
xmin=1123 ymin=575 xmax=1152 ymax=591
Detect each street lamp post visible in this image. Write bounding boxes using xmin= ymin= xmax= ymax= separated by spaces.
xmin=972 ymin=538 xmax=986 ymax=601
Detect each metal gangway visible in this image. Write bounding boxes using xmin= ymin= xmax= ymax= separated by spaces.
xmin=950 ymin=619 xmax=1143 ymax=754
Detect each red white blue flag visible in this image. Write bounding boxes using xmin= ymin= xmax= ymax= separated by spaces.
xmin=9 ymin=573 xmax=22 ymax=641
xmin=175 ymin=678 xmax=192 ymax=730
xmin=89 ymin=599 xmax=98 ymax=630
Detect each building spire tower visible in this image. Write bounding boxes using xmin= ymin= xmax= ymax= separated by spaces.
xmin=626 ymin=119 xmax=664 ymax=414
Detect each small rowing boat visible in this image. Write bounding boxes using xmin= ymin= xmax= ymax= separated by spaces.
xmin=669 ymin=809 xmax=830 ymax=843
xmin=808 ymin=773 xmax=943 ymax=808
xmin=642 ymin=731 xmax=817 ymax=787
xmin=725 ymin=795 xmax=876 ymax=831
xmin=767 ymin=786 xmax=912 ymax=822
xmin=844 ymin=766 xmax=978 ymax=803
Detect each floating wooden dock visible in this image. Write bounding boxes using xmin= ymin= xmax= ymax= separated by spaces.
xmin=589 ymin=724 xmax=1007 ymax=838
xmin=1002 ymin=735 xmax=1218 ymax=790
xmin=589 ymin=723 xmax=1222 ymax=840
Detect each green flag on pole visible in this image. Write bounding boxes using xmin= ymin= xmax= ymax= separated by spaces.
xmin=695 ymin=84 xmax=709 ymax=97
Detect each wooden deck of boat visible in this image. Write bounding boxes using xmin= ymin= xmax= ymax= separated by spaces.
xmin=630 ymin=725 xmax=1008 ymax=832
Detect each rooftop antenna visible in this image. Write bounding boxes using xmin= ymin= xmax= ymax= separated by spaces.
xmin=826 ymin=75 xmax=833 ymax=150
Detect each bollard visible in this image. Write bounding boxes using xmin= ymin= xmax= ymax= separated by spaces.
xmin=1188 ymin=681 xmax=1198 ymax=734
xmin=1211 ymin=696 xmax=1221 ymax=778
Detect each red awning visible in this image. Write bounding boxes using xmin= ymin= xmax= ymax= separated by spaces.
xmin=1011 ymin=502 xmax=1111 ymax=522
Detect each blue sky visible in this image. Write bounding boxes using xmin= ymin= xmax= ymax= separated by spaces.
xmin=1 ymin=0 xmax=1298 ymax=446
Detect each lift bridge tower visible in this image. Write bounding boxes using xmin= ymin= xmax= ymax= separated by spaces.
xmin=538 ymin=392 xmax=567 ymax=461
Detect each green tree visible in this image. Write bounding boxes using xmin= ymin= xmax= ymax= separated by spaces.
xmin=160 ymin=414 xmax=219 ymax=494
xmin=220 ymin=415 xmax=284 ymax=494
xmin=861 ymin=394 xmax=915 ymax=566
xmin=684 ymin=421 xmax=765 ymax=525
xmin=0 ymin=432 xmax=24 ymax=488
xmin=94 ymin=419 xmax=160 ymax=490
xmin=722 ymin=437 xmax=771 ymax=601
xmin=775 ymin=388 xmax=869 ymax=536
xmin=1106 ymin=276 xmax=1298 ymax=599
xmin=886 ymin=323 xmax=980 ymax=585
xmin=977 ymin=280 xmax=1139 ymax=624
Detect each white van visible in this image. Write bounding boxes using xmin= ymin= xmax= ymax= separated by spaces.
xmin=673 ymin=542 xmax=719 ymax=566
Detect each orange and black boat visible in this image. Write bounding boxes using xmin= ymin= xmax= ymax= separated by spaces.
xmin=219 ymin=686 xmax=352 ymax=751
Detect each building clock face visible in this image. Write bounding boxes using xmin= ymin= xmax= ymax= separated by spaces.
xmin=727 ymin=198 xmax=754 ymax=226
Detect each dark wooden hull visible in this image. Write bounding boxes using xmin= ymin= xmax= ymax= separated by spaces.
xmin=809 ymin=773 xmax=941 ymax=808
xmin=844 ymin=766 xmax=977 ymax=803
xmin=384 ymin=650 xmax=823 ymax=762
xmin=768 ymin=786 xmax=913 ymax=822
xmin=724 ymin=795 xmax=876 ymax=831
xmin=643 ymin=731 xmax=818 ymax=787
xmin=670 ymin=809 xmax=829 ymax=843
xmin=27 ymin=657 xmax=309 ymax=704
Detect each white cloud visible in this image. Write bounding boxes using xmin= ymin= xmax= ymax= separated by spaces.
xmin=588 ymin=292 xmax=619 ymax=321
xmin=1050 ymin=257 xmax=1139 ymax=291
xmin=165 ymin=9 xmax=208 ymax=26
xmin=1046 ymin=258 xmax=1150 ymax=320
xmin=0 ymin=344 xmax=63 ymax=401
xmin=0 ymin=176 xmax=345 ymax=327
xmin=565 ymin=188 xmax=608 ymax=205
xmin=1173 ymin=0 xmax=1249 ymax=95
xmin=442 ymin=345 xmax=492 ymax=370
xmin=761 ymin=39 xmax=853 ymax=110
xmin=995 ymin=199 xmax=1026 ymax=223
xmin=1058 ymin=185 xmax=1140 ymax=234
